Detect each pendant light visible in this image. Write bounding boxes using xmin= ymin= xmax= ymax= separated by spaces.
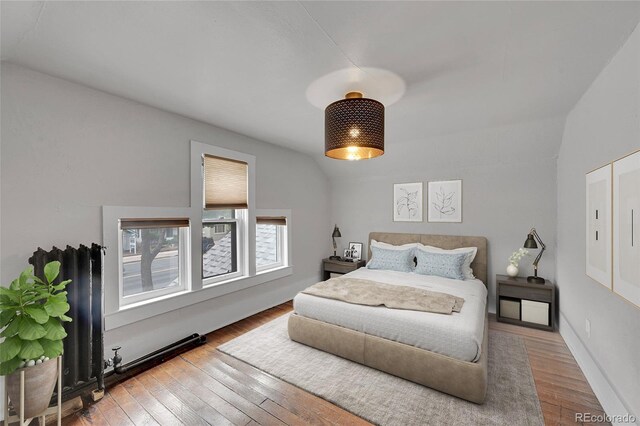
xmin=325 ymin=91 xmax=384 ymax=160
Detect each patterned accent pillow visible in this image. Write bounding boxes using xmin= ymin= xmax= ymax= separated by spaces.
xmin=414 ymin=250 xmax=467 ymax=280
xmin=367 ymin=246 xmax=415 ymax=273
xmin=418 ymin=245 xmax=477 ymax=280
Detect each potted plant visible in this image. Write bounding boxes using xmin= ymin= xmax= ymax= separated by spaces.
xmin=0 ymin=261 xmax=72 ymax=419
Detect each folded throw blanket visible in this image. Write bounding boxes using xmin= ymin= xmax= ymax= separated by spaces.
xmin=302 ymin=277 xmax=464 ymax=314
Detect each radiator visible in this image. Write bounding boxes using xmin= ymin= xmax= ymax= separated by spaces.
xmin=28 ymin=244 xmax=105 ymax=400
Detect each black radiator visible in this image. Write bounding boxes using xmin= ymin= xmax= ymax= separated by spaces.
xmin=29 ymin=244 xmax=105 ymax=400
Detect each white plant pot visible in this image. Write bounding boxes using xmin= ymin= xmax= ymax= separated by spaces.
xmin=506 ymin=264 xmax=519 ymax=277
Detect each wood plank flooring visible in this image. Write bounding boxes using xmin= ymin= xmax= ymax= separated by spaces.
xmin=489 ymin=317 xmax=609 ymax=426
xmin=57 ymin=302 xmax=607 ymax=426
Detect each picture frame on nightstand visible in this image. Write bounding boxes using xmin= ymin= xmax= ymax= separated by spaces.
xmin=347 ymin=242 xmax=363 ymax=260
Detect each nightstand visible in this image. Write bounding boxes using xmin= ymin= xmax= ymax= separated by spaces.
xmin=322 ymin=258 xmax=366 ymax=280
xmin=496 ymin=274 xmax=556 ymax=331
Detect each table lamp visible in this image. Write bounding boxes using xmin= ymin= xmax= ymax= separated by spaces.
xmin=330 ymin=225 xmax=342 ymax=260
xmin=523 ymin=228 xmax=546 ymax=284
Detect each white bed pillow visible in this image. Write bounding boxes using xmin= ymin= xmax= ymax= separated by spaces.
xmin=416 ymin=244 xmax=477 ymax=280
xmin=370 ymin=239 xmax=420 ymax=250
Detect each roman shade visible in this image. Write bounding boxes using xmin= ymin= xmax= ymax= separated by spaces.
xmin=257 ymin=216 xmax=287 ymax=226
xmin=120 ymin=218 xmax=190 ymax=229
xmin=204 ymin=155 xmax=248 ymax=209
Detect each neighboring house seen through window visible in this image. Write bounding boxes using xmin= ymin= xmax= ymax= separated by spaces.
xmin=256 ymin=216 xmax=287 ymax=272
xmin=202 ymin=209 xmax=241 ymax=280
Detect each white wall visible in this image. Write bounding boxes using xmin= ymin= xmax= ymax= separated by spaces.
xmin=557 ymin=22 xmax=640 ymax=418
xmin=0 ymin=62 xmax=330 ymax=365
xmin=322 ymin=117 xmax=564 ymax=312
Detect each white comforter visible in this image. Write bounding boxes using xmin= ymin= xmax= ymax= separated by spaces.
xmin=293 ymin=268 xmax=487 ymax=362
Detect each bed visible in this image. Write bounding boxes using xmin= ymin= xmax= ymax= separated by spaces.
xmin=288 ymin=232 xmax=489 ymax=403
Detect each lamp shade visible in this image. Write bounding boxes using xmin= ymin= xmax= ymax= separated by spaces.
xmin=332 ymin=225 xmax=342 ymax=238
xmin=523 ymin=233 xmax=538 ymax=249
xmin=325 ymin=92 xmax=384 ymax=160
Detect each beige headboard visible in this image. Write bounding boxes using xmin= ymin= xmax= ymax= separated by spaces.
xmin=367 ymin=232 xmax=489 ymax=286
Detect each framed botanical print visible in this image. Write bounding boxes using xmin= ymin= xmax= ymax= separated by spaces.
xmin=393 ymin=182 xmax=423 ymax=222
xmin=585 ymin=163 xmax=612 ymax=289
xmin=428 ymin=180 xmax=462 ymax=223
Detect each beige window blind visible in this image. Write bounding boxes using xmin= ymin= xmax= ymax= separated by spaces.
xmin=120 ymin=218 xmax=190 ymax=229
xmin=256 ymin=216 xmax=287 ymax=226
xmin=204 ymin=155 xmax=248 ymax=209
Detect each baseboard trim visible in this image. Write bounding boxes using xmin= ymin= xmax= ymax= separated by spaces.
xmin=559 ymin=313 xmax=637 ymax=426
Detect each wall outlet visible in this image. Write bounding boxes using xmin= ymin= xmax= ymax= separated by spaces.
xmin=585 ymin=318 xmax=591 ymax=338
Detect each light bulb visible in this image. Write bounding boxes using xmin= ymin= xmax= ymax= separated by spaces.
xmin=346 ymin=147 xmax=360 ymax=161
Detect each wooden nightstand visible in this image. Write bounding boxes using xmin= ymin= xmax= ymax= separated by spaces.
xmin=496 ymin=274 xmax=556 ymax=331
xmin=322 ymin=258 xmax=366 ymax=280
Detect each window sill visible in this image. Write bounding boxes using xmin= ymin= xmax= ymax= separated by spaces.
xmin=104 ymin=265 xmax=293 ymax=331
xmin=203 ymin=272 xmax=246 ymax=288
xmin=256 ymin=264 xmax=288 ymax=276
xmin=119 ymin=289 xmax=191 ymax=311
xmin=202 ymin=265 xmax=286 ymax=288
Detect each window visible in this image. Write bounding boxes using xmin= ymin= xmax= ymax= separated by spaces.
xmin=202 ymin=209 xmax=244 ymax=281
xmin=256 ymin=216 xmax=287 ymax=272
xmin=102 ymin=143 xmax=294 ymax=329
xmin=202 ymin=154 xmax=249 ymax=285
xmin=119 ymin=219 xmax=190 ymax=306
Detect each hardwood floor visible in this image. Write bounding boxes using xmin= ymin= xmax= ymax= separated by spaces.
xmin=489 ymin=316 xmax=609 ymax=426
xmin=59 ymin=302 xmax=607 ymax=426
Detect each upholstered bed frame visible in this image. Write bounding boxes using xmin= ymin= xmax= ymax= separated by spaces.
xmin=288 ymin=232 xmax=489 ymax=403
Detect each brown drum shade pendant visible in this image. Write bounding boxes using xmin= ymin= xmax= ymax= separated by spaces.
xmin=325 ymin=92 xmax=384 ymax=160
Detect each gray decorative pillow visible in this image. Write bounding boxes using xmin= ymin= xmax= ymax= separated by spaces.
xmin=415 ymin=250 xmax=467 ymax=280
xmin=367 ymin=246 xmax=415 ymax=273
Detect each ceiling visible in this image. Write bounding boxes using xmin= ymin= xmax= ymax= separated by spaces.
xmin=2 ymin=1 xmax=640 ymax=160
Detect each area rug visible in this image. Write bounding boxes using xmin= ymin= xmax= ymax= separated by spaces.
xmin=218 ymin=314 xmax=544 ymax=426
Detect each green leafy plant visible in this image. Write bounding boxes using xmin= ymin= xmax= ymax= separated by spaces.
xmin=0 ymin=261 xmax=72 ymax=375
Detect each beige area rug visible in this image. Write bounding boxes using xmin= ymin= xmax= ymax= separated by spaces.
xmin=218 ymin=314 xmax=544 ymax=426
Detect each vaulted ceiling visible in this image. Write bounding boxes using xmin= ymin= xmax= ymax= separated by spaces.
xmin=2 ymin=1 xmax=640 ymax=163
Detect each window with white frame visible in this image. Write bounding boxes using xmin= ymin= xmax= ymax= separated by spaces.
xmin=119 ymin=218 xmax=190 ymax=306
xmin=202 ymin=209 xmax=246 ymax=280
xmin=101 ymin=143 xmax=294 ymax=328
xmin=202 ymin=154 xmax=248 ymax=284
xmin=256 ymin=216 xmax=287 ymax=272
